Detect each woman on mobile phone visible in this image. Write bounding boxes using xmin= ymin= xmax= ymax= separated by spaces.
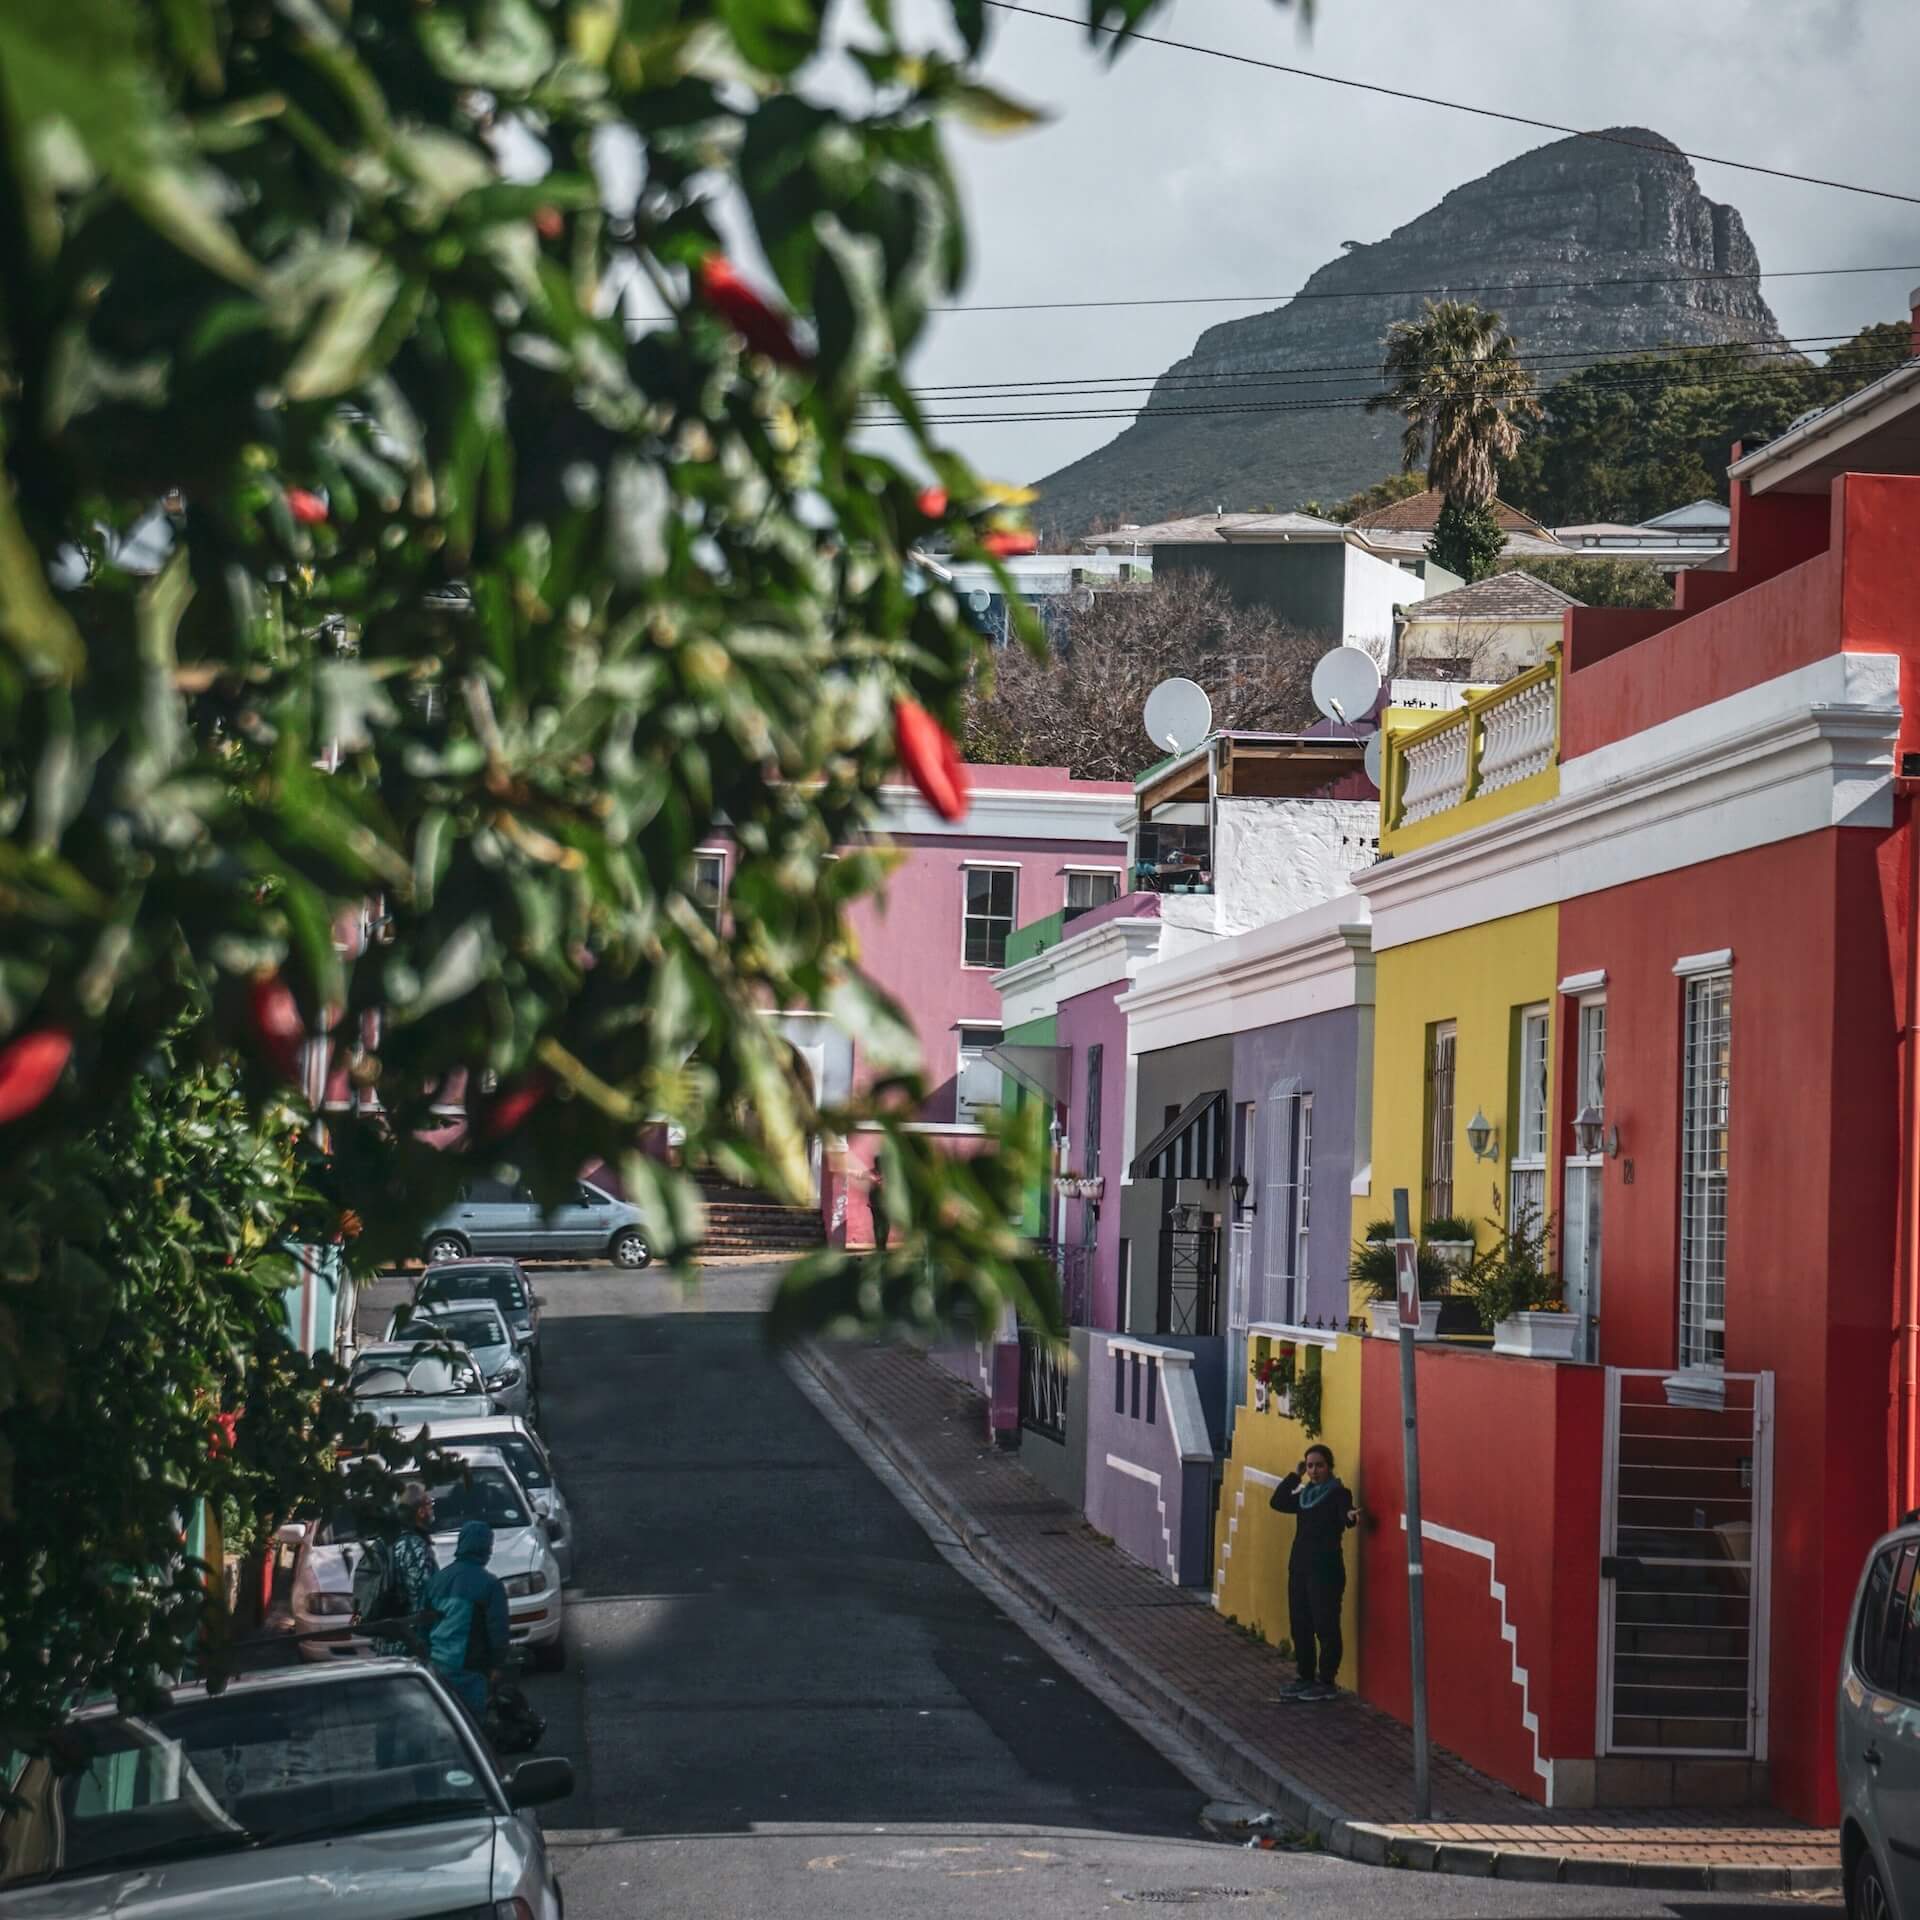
xmin=1269 ymin=1442 xmax=1359 ymax=1701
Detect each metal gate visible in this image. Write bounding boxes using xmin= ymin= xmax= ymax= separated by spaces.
xmin=1226 ymin=1224 xmax=1252 ymax=1419
xmin=1598 ymin=1368 xmax=1774 ymax=1759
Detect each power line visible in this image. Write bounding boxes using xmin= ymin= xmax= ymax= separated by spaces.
xmin=982 ymin=1 xmax=1920 ymax=207
xmin=906 ymin=333 xmax=1858 ymax=399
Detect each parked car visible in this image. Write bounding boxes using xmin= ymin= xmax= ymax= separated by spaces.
xmin=421 ymin=1175 xmax=652 ymax=1269
xmin=410 ymin=1257 xmax=542 ymax=1381
xmin=384 ymin=1298 xmax=534 ymax=1424
xmin=344 ymin=1340 xmax=494 ymax=1427
xmin=289 ymin=1449 xmax=565 ymax=1669
xmin=1840 ymin=1512 xmax=1920 ymax=1920
xmin=0 ymin=1660 xmax=570 ymax=1916
xmin=395 ymin=1413 xmax=575 ymax=1584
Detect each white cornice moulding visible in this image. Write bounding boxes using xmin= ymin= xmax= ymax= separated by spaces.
xmin=1673 ymin=948 xmax=1733 ymax=977
xmin=1557 ymin=969 xmax=1607 ymax=995
xmin=993 ymin=916 xmax=1169 ymax=1027
xmin=1116 ymin=894 xmax=1373 ymax=1054
xmin=1357 ymin=652 xmax=1899 ymax=954
xmin=873 ymin=783 xmax=1130 ymax=844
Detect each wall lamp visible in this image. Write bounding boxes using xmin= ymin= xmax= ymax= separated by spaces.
xmin=1229 ymin=1169 xmax=1256 ymax=1220
xmin=1465 ymin=1109 xmax=1501 ymax=1163
xmin=1572 ymin=1104 xmax=1621 ymax=1158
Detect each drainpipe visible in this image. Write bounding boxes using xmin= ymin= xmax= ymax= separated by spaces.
xmin=1899 ymin=776 xmax=1920 ymax=1519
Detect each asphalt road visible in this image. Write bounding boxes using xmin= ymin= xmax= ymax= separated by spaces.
xmin=357 ymin=1261 xmax=1830 ymax=1919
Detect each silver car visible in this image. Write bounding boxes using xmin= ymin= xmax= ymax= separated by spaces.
xmin=345 ymin=1339 xmax=494 ymax=1428
xmin=0 ymin=1661 xmax=570 ymax=1917
xmin=422 ymin=1174 xmax=652 ymax=1269
xmin=384 ymin=1297 xmax=535 ymax=1423
xmin=410 ymin=1257 xmax=542 ymax=1379
xmin=396 ymin=1413 xmax=576 ymax=1584
xmin=1840 ymin=1514 xmax=1920 ymax=1920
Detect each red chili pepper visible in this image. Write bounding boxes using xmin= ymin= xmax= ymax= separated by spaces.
xmin=286 ymin=488 xmax=329 ymax=527
xmin=209 ymin=1411 xmax=239 ymax=1459
xmin=247 ymin=974 xmax=305 ymax=1083
xmin=483 ymin=1072 xmax=552 ymax=1141
xmin=893 ymin=696 xmax=969 ymax=823
xmin=917 ymin=486 xmax=949 ymax=519
xmin=692 ymin=255 xmax=810 ymax=370
xmin=0 ymin=1027 xmax=73 ymax=1126
xmin=981 ymin=529 xmax=1037 ymax=558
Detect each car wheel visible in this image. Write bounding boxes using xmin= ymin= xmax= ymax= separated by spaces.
xmin=610 ymin=1228 xmax=652 ymax=1270
xmin=532 ymin=1636 xmax=568 ymax=1672
xmin=424 ymin=1233 xmax=468 ymax=1265
xmin=1853 ymin=1851 xmax=1894 ymax=1920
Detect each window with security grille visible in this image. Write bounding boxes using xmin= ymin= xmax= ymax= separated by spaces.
xmin=693 ymin=851 xmax=726 ymax=931
xmin=962 ymin=867 xmax=1018 ymax=968
xmin=1424 ymin=1022 xmax=1457 ymax=1225
xmin=1680 ymin=972 xmax=1732 ymax=1370
xmin=1084 ymin=1045 xmax=1103 ymax=1179
xmin=1563 ymin=997 xmax=1607 ymax=1346
xmin=1509 ymin=1005 xmax=1549 ymax=1230
xmin=1064 ymin=870 xmax=1120 ymax=920
xmin=1261 ymin=1084 xmax=1312 ymax=1324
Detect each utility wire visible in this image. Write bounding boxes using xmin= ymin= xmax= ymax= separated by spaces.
xmin=982 ymin=1 xmax=1920 ymax=208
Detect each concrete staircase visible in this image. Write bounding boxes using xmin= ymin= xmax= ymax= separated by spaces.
xmin=696 ymin=1174 xmax=826 ymax=1260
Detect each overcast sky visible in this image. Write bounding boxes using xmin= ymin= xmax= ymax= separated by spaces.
xmin=843 ymin=0 xmax=1920 ymax=486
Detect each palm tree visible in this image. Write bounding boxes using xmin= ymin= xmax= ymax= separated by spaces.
xmin=1368 ymin=301 xmax=1541 ymax=507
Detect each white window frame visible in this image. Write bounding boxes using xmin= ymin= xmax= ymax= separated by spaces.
xmin=1562 ymin=992 xmax=1607 ymax=1355
xmin=955 ymin=1023 xmax=1005 ymax=1126
xmin=1063 ymin=866 xmax=1123 ymax=916
xmin=1261 ymin=1082 xmax=1312 ymax=1325
xmin=1425 ymin=1021 xmax=1457 ymax=1226
xmin=1679 ymin=969 xmax=1732 ymax=1371
xmin=961 ymin=864 xmax=1019 ymax=971
xmin=1292 ymin=1092 xmax=1314 ymax=1314
xmin=1509 ymin=1003 xmax=1550 ymax=1230
xmin=693 ymin=848 xmax=727 ymax=932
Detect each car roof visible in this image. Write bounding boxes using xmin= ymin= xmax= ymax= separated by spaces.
xmin=411 ymin=1297 xmax=508 ymax=1320
xmin=65 ymin=1657 xmax=428 ymax=1722
xmin=393 ymin=1413 xmax=536 ymax=1444
xmin=423 ymin=1257 xmax=526 ymax=1274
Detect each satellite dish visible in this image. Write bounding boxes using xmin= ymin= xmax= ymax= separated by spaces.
xmin=1362 ymin=730 xmax=1383 ymax=791
xmin=1143 ymin=677 xmax=1213 ymax=754
xmin=968 ymin=588 xmax=992 ymax=612
xmin=1311 ymin=646 xmax=1383 ymax=726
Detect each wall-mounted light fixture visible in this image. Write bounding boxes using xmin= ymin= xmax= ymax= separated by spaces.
xmin=1229 ymin=1169 xmax=1256 ymax=1220
xmin=1571 ymin=1104 xmax=1621 ymax=1158
xmin=1466 ymin=1108 xmax=1500 ymax=1163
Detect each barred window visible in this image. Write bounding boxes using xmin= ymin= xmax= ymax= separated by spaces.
xmin=1679 ymin=973 xmax=1732 ymax=1370
xmin=1424 ymin=1022 xmax=1457 ymax=1225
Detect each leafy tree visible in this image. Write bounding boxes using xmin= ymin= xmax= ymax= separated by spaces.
xmin=1297 ymin=472 xmax=1427 ymax=523
xmin=1427 ymin=498 xmax=1506 ymax=585
xmin=1367 ymin=301 xmax=1541 ymax=508
xmin=0 ymin=0 xmax=1240 ymax=1730
xmin=1496 ymin=556 xmax=1673 ymax=610
xmin=964 ymin=570 xmax=1321 ymax=782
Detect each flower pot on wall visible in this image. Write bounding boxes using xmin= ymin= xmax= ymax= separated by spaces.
xmin=1368 ymin=1299 xmax=1441 ymax=1342
xmin=1491 ymin=1311 xmax=1582 ymax=1360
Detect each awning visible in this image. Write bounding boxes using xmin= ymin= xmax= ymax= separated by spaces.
xmin=1130 ymin=1089 xmax=1227 ymax=1181
xmin=984 ymin=1044 xmax=1069 ymax=1104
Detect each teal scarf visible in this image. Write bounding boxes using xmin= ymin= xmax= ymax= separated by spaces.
xmin=1297 ymin=1477 xmax=1339 ymax=1509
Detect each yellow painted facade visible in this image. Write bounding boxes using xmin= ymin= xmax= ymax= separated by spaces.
xmin=1357 ymin=905 xmax=1560 ymax=1255
xmin=1212 ymin=1333 xmax=1365 ymax=1689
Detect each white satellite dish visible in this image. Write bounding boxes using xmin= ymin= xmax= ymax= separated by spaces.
xmin=1362 ymin=729 xmax=1383 ymax=791
xmin=968 ymin=588 xmax=992 ymax=612
xmin=1143 ymin=677 xmax=1213 ymax=754
xmin=1311 ymin=646 xmax=1383 ymax=726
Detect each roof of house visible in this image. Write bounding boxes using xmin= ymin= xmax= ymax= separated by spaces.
xmin=1639 ymin=497 xmax=1731 ymax=531
xmin=1400 ymin=571 xmax=1583 ymax=621
xmin=1077 ymin=512 xmax=1272 ymax=548
xmin=1210 ymin=512 xmax=1348 ymax=543
xmin=1352 ymin=526 xmax=1566 ymax=560
xmin=1345 ymin=488 xmax=1554 ymax=536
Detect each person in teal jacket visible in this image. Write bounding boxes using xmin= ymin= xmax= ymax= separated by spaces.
xmin=425 ymin=1519 xmax=510 ymax=1715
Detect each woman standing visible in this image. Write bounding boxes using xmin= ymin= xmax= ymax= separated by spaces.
xmin=1269 ymin=1442 xmax=1358 ymax=1702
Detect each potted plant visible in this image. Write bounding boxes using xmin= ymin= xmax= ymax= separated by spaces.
xmin=1351 ymin=1219 xmax=1446 ymax=1341
xmin=1079 ymin=1174 xmax=1104 ymax=1204
xmin=1463 ymin=1200 xmax=1580 ymax=1359
xmin=1420 ymin=1213 xmax=1476 ymax=1275
xmin=1053 ymin=1169 xmax=1083 ymax=1199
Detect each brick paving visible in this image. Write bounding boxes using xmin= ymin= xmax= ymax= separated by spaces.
xmin=802 ymin=1336 xmax=1839 ymax=1885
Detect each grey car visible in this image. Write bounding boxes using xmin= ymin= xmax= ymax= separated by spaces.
xmin=1839 ymin=1514 xmax=1920 ymax=1920
xmin=383 ymin=1298 xmax=535 ymax=1423
xmin=0 ymin=1661 xmax=571 ymax=1917
xmin=409 ymin=1257 xmax=542 ymax=1382
xmin=421 ymin=1175 xmax=652 ymax=1269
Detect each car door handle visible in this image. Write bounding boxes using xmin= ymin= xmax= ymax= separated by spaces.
xmin=1864 ymin=1743 xmax=1883 ymax=1769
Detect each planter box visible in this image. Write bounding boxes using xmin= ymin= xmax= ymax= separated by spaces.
xmin=1368 ymin=1299 xmax=1442 ymax=1342
xmin=1492 ymin=1311 xmax=1582 ymax=1360
xmin=1424 ymin=1238 xmax=1475 ymax=1275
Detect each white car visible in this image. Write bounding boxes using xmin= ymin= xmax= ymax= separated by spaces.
xmin=381 ymin=1298 xmax=534 ymax=1423
xmin=395 ymin=1413 xmax=575 ymax=1585
xmin=289 ymin=1450 xmax=565 ymax=1669
xmin=0 ymin=1660 xmax=570 ymax=1917
xmin=345 ymin=1340 xmax=494 ymax=1427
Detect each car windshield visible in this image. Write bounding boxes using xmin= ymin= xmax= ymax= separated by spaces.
xmin=451 ymin=1435 xmax=550 ymax=1491
xmin=0 ymin=1674 xmax=494 ymax=1886
xmin=398 ymin=1310 xmax=504 ymax=1352
xmin=420 ymin=1269 xmax=528 ymax=1315
xmin=348 ymin=1352 xmax=480 ymax=1398
xmin=327 ymin=1465 xmax=531 ymax=1543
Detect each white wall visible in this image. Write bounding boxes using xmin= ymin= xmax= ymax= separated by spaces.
xmin=1341 ymin=546 xmax=1426 ymax=666
xmin=1157 ymin=798 xmax=1378 ymax=939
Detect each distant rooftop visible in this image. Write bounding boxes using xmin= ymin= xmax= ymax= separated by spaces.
xmin=1639 ymin=497 xmax=1731 ymax=531
xmin=1077 ymin=512 xmax=1272 ymax=548
xmin=1344 ymin=488 xmax=1553 ymax=537
xmin=1402 ymin=570 xmax=1583 ymax=621
xmin=1212 ymin=512 xmax=1349 ymax=543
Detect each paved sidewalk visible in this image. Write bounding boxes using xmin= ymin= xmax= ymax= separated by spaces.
xmin=798 ymin=1336 xmax=1842 ymax=1895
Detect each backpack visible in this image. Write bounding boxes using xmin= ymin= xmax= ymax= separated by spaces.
xmin=350 ymin=1536 xmax=406 ymax=1629
xmin=484 ymin=1679 xmax=546 ymax=1755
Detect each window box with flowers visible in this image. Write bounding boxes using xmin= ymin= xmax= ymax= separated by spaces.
xmin=1252 ymin=1342 xmax=1324 ymax=1437
xmin=1351 ymin=1220 xmax=1446 ymax=1341
xmin=1463 ymin=1199 xmax=1582 ymax=1360
xmin=1420 ymin=1214 xmax=1475 ymax=1276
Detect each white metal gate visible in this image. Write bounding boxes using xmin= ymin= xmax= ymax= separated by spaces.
xmin=1598 ymin=1368 xmax=1774 ymax=1758
xmin=1225 ymin=1224 xmax=1252 ymax=1434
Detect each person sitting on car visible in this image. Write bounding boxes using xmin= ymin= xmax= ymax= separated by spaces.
xmin=426 ymin=1519 xmax=511 ymax=1717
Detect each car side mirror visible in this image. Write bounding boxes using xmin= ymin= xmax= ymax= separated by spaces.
xmin=505 ymin=1756 xmax=574 ymax=1809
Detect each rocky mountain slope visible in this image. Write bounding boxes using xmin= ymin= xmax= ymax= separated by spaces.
xmin=1034 ymin=130 xmax=1784 ymax=536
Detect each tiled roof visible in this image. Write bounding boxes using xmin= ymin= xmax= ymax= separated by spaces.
xmin=1213 ymin=512 xmax=1348 ymax=542
xmin=1077 ymin=512 xmax=1272 ymax=548
xmin=1346 ymin=488 xmax=1552 ymax=535
xmin=1402 ymin=570 xmax=1583 ymax=620
xmin=1355 ymin=526 xmax=1566 ymax=559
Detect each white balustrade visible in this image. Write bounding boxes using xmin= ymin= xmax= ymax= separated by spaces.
xmin=1476 ymin=673 xmax=1558 ymax=795
xmin=1397 ymin=717 xmax=1471 ymax=823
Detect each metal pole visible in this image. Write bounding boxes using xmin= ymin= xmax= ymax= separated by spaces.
xmin=1394 ymin=1185 xmax=1432 ymax=1820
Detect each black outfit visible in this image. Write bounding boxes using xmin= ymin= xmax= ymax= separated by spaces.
xmin=1270 ymin=1472 xmax=1354 ymax=1686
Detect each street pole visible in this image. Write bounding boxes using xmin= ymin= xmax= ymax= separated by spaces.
xmin=1392 ymin=1184 xmax=1432 ymax=1820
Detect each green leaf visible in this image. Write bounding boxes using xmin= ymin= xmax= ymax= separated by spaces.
xmin=714 ymin=0 xmax=823 ymax=75
xmin=416 ymin=0 xmax=556 ymax=91
xmin=284 ymin=255 xmax=407 ymax=401
xmin=947 ymin=81 xmax=1048 ymax=135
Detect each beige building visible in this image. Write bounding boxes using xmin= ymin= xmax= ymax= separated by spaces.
xmin=1391 ymin=569 xmax=1581 ymax=683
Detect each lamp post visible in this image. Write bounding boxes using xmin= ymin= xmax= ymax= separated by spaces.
xmin=1229 ymin=1169 xmax=1255 ymax=1221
